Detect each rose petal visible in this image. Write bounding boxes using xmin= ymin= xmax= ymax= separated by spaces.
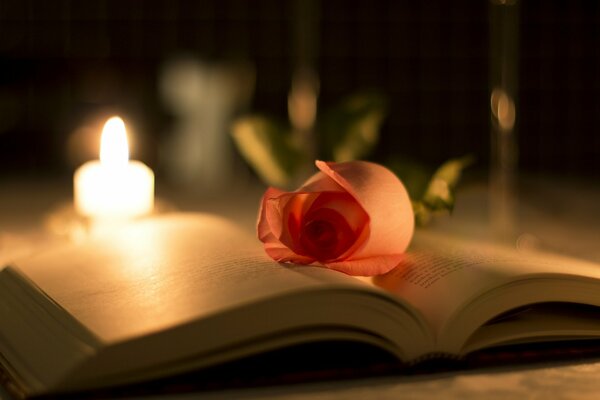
xmin=268 ymin=192 xmax=321 ymax=253
xmin=300 ymin=206 xmax=356 ymax=262
xmin=257 ymin=187 xmax=284 ymax=241
xmin=297 ymin=171 xmax=346 ymax=193
xmin=304 ymin=191 xmax=368 ymax=235
xmin=258 ymin=188 xmax=321 ymax=263
xmin=263 ymin=239 xmax=316 ymax=264
xmin=264 ymin=192 xmax=311 ymax=242
xmin=325 ymin=253 xmax=405 ymax=276
xmin=315 ymin=160 xmax=414 ymax=265
xmin=301 ymin=191 xmax=369 ymax=262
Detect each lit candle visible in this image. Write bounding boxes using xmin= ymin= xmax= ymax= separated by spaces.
xmin=74 ymin=116 xmax=154 ymax=219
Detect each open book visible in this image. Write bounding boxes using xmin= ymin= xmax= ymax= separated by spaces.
xmin=2 ymin=213 xmax=600 ymax=398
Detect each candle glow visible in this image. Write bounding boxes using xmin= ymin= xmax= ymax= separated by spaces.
xmin=74 ymin=117 xmax=154 ymax=219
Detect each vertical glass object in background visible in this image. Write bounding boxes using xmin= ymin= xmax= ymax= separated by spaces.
xmin=489 ymin=0 xmax=519 ymax=241
xmin=288 ymin=0 xmax=320 ymax=184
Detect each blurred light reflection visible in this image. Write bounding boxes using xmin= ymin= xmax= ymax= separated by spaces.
xmin=490 ymin=88 xmax=516 ymax=132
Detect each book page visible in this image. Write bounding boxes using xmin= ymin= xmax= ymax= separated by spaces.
xmin=372 ymin=230 xmax=600 ymax=350
xmin=463 ymin=303 xmax=600 ymax=353
xmin=3 ymin=213 xmax=435 ymax=394
xmin=10 ymin=213 xmax=368 ymax=344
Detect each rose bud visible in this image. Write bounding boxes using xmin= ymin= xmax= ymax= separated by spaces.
xmin=257 ymin=160 xmax=414 ymax=276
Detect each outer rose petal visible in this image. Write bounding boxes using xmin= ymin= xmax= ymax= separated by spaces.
xmin=325 ymin=254 xmax=405 ymax=276
xmin=263 ymin=241 xmax=315 ymax=264
xmin=297 ymin=171 xmax=346 ymax=193
xmin=315 ymin=160 xmax=414 ymax=275
xmin=257 ymin=188 xmax=317 ymax=264
xmin=257 ymin=187 xmax=284 ymax=242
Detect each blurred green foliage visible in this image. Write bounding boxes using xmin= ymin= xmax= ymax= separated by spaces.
xmin=230 ymin=91 xmax=472 ymax=226
xmin=230 ymin=115 xmax=306 ymax=187
xmin=388 ymin=155 xmax=474 ymax=226
xmin=319 ymin=91 xmax=387 ymax=163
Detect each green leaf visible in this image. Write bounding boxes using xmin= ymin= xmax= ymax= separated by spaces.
xmin=385 ymin=157 xmax=434 ymax=201
xmin=319 ymin=91 xmax=387 ymax=162
xmin=412 ymin=200 xmax=433 ymax=227
xmin=231 ymin=115 xmax=305 ymax=187
xmin=387 ymin=155 xmax=473 ymax=226
xmin=422 ymin=155 xmax=475 ymax=213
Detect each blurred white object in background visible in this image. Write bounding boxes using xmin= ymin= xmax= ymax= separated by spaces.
xmin=160 ymin=57 xmax=255 ymax=192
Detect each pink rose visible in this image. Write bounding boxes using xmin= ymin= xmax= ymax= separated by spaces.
xmin=257 ymin=160 xmax=414 ymax=276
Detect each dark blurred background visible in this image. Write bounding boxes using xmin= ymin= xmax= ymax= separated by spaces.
xmin=0 ymin=0 xmax=598 ymax=180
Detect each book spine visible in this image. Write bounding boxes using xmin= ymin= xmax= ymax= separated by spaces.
xmin=411 ymin=351 xmax=462 ymax=364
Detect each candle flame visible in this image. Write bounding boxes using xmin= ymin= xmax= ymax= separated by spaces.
xmin=100 ymin=116 xmax=129 ymax=168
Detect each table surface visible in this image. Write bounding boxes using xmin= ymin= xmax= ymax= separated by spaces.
xmin=1 ymin=174 xmax=599 ymax=400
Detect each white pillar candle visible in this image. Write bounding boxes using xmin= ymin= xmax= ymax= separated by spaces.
xmin=74 ymin=117 xmax=154 ymax=219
